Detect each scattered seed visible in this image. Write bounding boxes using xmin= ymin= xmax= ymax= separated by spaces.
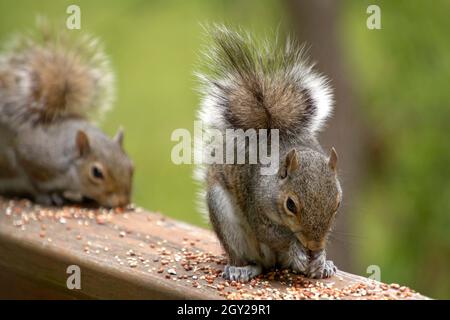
xmin=0 ymin=197 xmax=421 ymax=301
xmin=167 ymin=268 xmax=177 ymax=275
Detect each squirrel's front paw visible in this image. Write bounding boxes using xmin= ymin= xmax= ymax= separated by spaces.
xmin=223 ymin=265 xmax=262 ymax=282
xmin=307 ymin=253 xmax=337 ymax=279
xmin=284 ymin=242 xmax=309 ymax=274
xmin=290 ymin=250 xmax=309 ymax=274
xmin=35 ymin=193 xmax=65 ymax=206
xmin=50 ymin=193 xmax=65 ymax=206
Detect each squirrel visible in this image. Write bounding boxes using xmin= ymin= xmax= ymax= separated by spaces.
xmin=0 ymin=24 xmax=133 ymax=208
xmin=195 ymin=25 xmax=342 ymax=281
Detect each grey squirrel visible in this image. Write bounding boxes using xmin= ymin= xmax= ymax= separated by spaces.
xmin=196 ymin=26 xmax=342 ymax=281
xmin=0 ymin=24 xmax=133 ymax=207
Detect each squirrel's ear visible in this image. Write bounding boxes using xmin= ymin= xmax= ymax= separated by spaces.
xmin=279 ymin=149 xmax=300 ymax=179
xmin=114 ymin=127 xmax=124 ymax=148
xmin=76 ymin=130 xmax=90 ymax=157
xmin=328 ymin=147 xmax=338 ymax=172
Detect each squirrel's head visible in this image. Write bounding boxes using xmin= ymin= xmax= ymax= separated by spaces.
xmin=273 ymin=148 xmax=342 ymax=252
xmin=74 ymin=128 xmax=134 ymax=208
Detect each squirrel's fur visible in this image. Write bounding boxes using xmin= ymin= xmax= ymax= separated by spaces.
xmin=196 ymin=25 xmax=342 ymax=282
xmin=197 ymin=25 xmax=333 ymax=138
xmin=0 ymin=22 xmax=132 ymax=208
xmin=0 ymin=22 xmax=114 ymax=124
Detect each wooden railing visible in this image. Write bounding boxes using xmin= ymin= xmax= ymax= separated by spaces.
xmin=0 ymin=197 xmax=429 ymax=300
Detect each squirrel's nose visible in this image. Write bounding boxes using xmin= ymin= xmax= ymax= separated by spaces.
xmin=106 ymin=194 xmax=129 ymax=208
xmin=306 ymin=240 xmax=325 ymax=251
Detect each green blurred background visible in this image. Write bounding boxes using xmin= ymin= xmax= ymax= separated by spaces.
xmin=0 ymin=0 xmax=449 ymax=299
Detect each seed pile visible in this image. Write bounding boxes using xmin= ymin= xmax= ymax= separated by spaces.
xmin=2 ymin=198 xmax=131 ymax=232
xmin=0 ymin=197 xmax=422 ymax=300
xmin=135 ymin=244 xmax=418 ymax=300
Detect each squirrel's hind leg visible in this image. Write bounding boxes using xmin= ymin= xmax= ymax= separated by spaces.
xmin=207 ymin=184 xmax=262 ymax=282
xmin=223 ymin=265 xmax=262 ymax=282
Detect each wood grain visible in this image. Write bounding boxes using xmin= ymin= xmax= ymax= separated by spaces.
xmin=0 ymin=197 xmax=429 ymax=300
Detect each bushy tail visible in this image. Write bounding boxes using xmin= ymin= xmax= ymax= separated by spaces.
xmin=0 ymin=20 xmax=114 ymax=124
xmin=197 ymin=25 xmax=333 ymax=137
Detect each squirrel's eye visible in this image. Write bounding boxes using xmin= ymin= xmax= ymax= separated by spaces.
xmin=91 ymin=166 xmax=104 ymax=180
xmin=285 ymin=197 xmax=298 ymax=215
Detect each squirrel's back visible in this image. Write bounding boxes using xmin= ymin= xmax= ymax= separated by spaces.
xmin=197 ymin=25 xmax=334 ymax=138
xmin=0 ymin=22 xmax=114 ymax=125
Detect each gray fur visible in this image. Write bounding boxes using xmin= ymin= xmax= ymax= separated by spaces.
xmin=223 ymin=265 xmax=262 ymax=282
xmin=196 ymin=26 xmax=342 ymax=281
xmin=0 ymin=25 xmax=132 ymax=208
xmin=197 ymin=24 xmax=333 ymax=138
xmin=308 ymin=250 xmax=337 ymax=279
xmin=0 ymin=118 xmax=133 ymax=207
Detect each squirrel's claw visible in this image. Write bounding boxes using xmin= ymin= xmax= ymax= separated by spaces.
xmin=50 ymin=193 xmax=65 ymax=206
xmin=35 ymin=193 xmax=65 ymax=206
xmin=34 ymin=194 xmax=53 ymax=206
xmin=308 ymin=258 xmax=337 ymax=279
xmin=322 ymin=260 xmax=338 ymax=278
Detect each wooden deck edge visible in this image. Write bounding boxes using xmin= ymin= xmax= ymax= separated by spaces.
xmin=0 ymin=197 xmax=430 ymax=300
